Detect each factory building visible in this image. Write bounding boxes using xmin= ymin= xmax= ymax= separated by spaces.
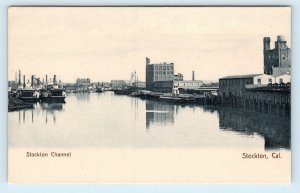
xmin=145 ymin=57 xmax=174 ymax=91
xmin=264 ymin=36 xmax=291 ymax=75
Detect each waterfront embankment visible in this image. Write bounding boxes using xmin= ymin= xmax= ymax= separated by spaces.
xmin=8 ymin=97 xmax=33 ymax=111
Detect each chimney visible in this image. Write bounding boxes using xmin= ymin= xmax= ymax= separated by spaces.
xmin=19 ymin=70 xmax=21 ymax=85
xmin=54 ymin=75 xmax=57 ymax=84
xmin=23 ymin=75 xmax=25 ymax=88
xmin=31 ymin=75 xmax=34 ymax=87
xmin=192 ymin=70 xmax=195 ymax=81
xmin=46 ymin=75 xmax=48 ymax=83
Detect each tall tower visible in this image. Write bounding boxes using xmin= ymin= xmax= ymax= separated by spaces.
xmin=263 ymin=37 xmax=270 ymax=51
xmin=263 ymin=37 xmax=271 ymax=74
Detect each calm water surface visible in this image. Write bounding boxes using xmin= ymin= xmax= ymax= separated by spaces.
xmin=9 ymin=92 xmax=290 ymax=150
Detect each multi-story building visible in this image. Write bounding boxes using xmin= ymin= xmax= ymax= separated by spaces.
xmin=146 ymin=57 xmax=174 ymax=91
xmin=264 ymin=36 xmax=291 ymax=75
xmin=76 ymin=78 xmax=91 ymax=86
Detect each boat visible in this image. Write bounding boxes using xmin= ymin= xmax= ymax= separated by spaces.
xmin=15 ymin=73 xmax=39 ymax=102
xmin=15 ymin=87 xmax=39 ymax=103
xmin=39 ymin=81 xmax=66 ymax=103
xmin=159 ymin=95 xmax=184 ymax=102
xmin=95 ymin=82 xmax=104 ymax=93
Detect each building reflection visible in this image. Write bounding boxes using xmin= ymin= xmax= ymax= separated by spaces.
xmin=218 ymin=108 xmax=290 ymax=150
xmin=74 ymin=93 xmax=91 ymax=102
xmin=146 ymin=101 xmax=176 ymax=130
xmin=18 ymin=103 xmax=64 ymax=124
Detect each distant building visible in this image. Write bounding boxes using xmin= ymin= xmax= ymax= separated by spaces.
xmin=219 ymin=74 xmax=262 ymax=98
xmin=173 ymin=80 xmax=203 ymax=90
xmin=174 ymin=73 xmax=183 ymax=81
xmin=111 ymin=80 xmax=127 ymax=89
xmin=146 ymin=57 xmax=174 ymax=91
xmin=264 ymin=36 xmax=291 ymax=75
xmin=132 ymin=81 xmax=146 ymax=89
xmin=76 ymin=78 xmax=91 ymax=86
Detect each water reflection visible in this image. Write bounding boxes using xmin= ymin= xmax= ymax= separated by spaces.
xmin=18 ymin=103 xmax=65 ymax=124
xmin=218 ymin=108 xmax=290 ymax=150
xmin=73 ymin=93 xmax=90 ymax=102
xmin=146 ymin=100 xmax=176 ymax=130
xmin=9 ymin=93 xmax=290 ymax=149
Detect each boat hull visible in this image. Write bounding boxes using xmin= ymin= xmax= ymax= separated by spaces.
xmin=39 ymin=96 xmax=66 ymax=103
xmin=18 ymin=97 xmax=38 ymax=103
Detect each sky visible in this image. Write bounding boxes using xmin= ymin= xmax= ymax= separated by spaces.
xmin=8 ymin=7 xmax=291 ymax=83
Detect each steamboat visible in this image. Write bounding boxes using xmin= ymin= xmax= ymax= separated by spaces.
xmin=39 ymin=75 xmax=66 ymax=103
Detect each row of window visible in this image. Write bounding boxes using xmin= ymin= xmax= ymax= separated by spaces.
xmin=174 ymin=82 xmax=201 ymax=86
xmin=267 ymin=54 xmax=286 ymax=60
xmin=154 ymin=76 xmax=173 ymax=81
xmin=155 ymin=71 xmax=174 ymax=75
xmin=220 ymin=79 xmax=252 ymax=86
xmin=154 ymin=66 xmax=173 ymax=70
xmin=256 ymin=78 xmax=284 ymax=84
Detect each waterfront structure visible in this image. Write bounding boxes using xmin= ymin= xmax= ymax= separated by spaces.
xmin=145 ymin=57 xmax=174 ymax=91
xmin=219 ymin=74 xmax=291 ymax=116
xmin=132 ymin=81 xmax=146 ymax=89
xmin=264 ymin=36 xmax=291 ymax=75
xmin=111 ymin=80 xmax=127 ymax=89
xmin=76 ymin=78 xmax=90 ymax=86
xmin=275 ymin=73 xmax=291 ymax=84
xmin=174 ymin=73 xmax=184 ymax=81
xmin=173 ymin=80 xmax=203 ymax=91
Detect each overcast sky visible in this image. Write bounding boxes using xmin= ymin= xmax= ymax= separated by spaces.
xmin=8 ymin=7 xmax=291 ymax=83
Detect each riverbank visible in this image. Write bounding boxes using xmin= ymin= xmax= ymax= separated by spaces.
xmin=8 ymin=97 xmax=33 ymax=112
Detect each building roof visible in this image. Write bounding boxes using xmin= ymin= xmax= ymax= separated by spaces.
xmin=174 ymin=80 xmax=203 ymax=83
xmin=272 ymin=67 xmax=291 ymax=77
xmin=219 ymin=74 xmax=262 ymax=80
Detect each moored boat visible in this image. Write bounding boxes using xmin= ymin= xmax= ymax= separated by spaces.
xmin=39 ymin=75 xmax=66 ymax=103
xmin=16 ymin=88 xmax=39 ymax=103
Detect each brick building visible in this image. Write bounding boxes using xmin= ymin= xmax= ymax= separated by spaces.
xmin=263 ymin=36 xmax=291 ymax=75
xmin=145 ymin=57 xmax=174 ymax=91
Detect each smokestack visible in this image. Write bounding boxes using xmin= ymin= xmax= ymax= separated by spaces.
xmin=31 ymin=75 xmax=34 ymax=87
xmin=23 ymin=75 xmax=25 ymax=88
xmin=192 ymin=70 xmax=195 ymax=81
xmin=46 ymin=75 xmax=48 ymax=83
xmin=19 ymin=70 xmax=21 ymax=85
xmin=54 ymin=75 xmax=57 ymax=84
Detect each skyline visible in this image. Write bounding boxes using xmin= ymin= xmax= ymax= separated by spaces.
xmin=8 ymin=7 xmax=291 ymax=83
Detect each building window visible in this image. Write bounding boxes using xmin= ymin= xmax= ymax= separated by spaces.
xmin=257 ymin=78 xmax=261 ymax=85
xmin=279 ymin=78 xmax=283 ymax=83
xmin=268 ymin=78 xmax=272 ymax=83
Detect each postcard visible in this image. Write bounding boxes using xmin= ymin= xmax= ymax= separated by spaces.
xmin=8 ymin=6 xmax=291 ymax=183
